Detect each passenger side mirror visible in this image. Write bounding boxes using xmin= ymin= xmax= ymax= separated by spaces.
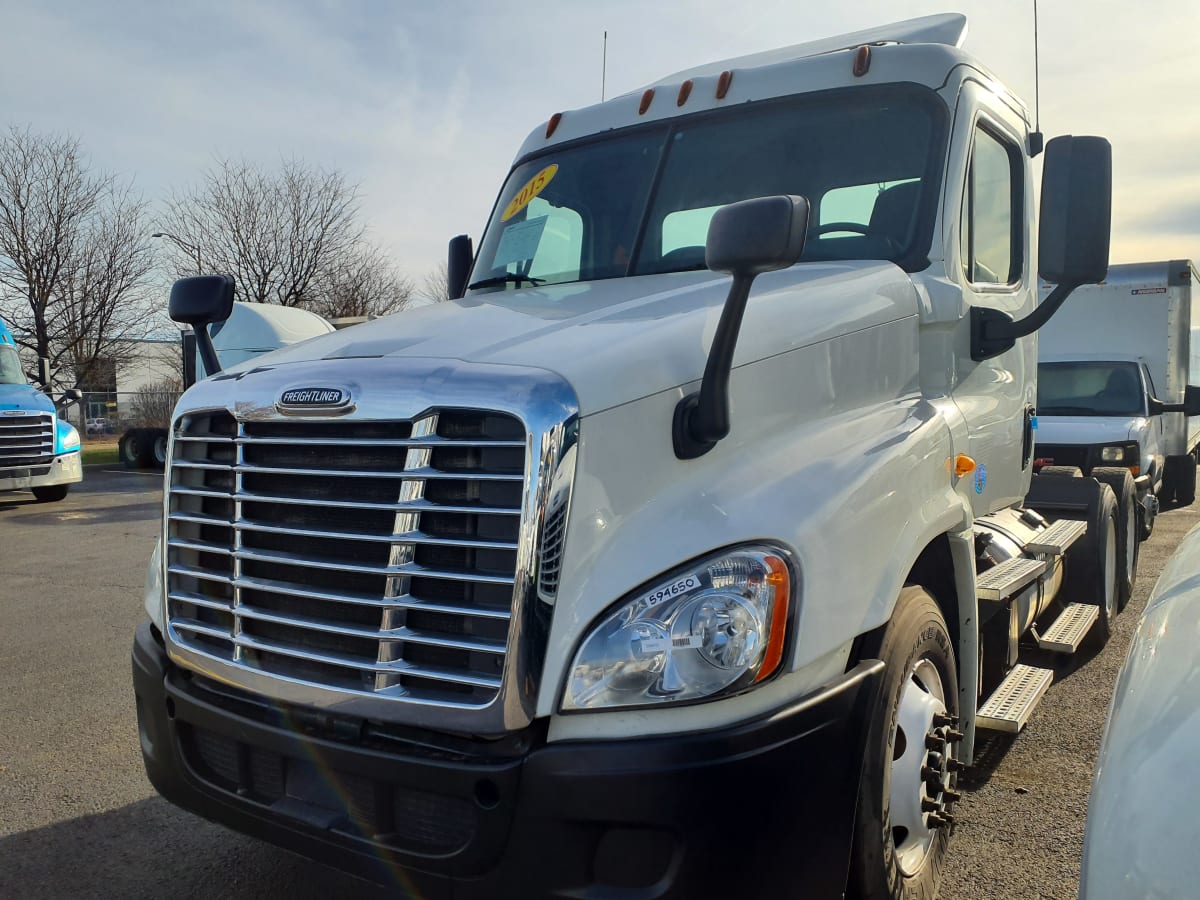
xmin=1150 ymin=386 xmax=1200 ymax=417
xmin=169 ymin=275 xmax=235 ymax=375
xmin=1039 ymin=136 xmax=1112 ymax=285
xmin=447 ymin=235 xmax=474 ymax=300
xmin=973 ymin=135 xmax=1113 ymax=362
xmin=673 ymin=195 xmax=809 ymax=459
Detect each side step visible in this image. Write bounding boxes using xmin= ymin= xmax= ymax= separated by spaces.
xmin=1025 ymin=518 xmax=1087 ymax=555
xmin=976 ymin=556 xmax=1046 ymax=601
xmin=977 ymin=664 xmax=1054 ymax=733
xmin=1032 ymin=602 xmax=1098 ymax=653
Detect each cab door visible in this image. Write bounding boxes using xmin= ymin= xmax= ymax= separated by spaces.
xmin=946 ymin=84 xmax=1036 ymax=516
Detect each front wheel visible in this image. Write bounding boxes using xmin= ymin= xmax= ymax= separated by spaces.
xmin=850 ymin=586 xmax=959 ymax=899
xmin=31 ymin=484 xmax=69 ymax=503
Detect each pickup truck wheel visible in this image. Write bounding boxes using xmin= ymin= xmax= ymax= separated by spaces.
xmin=850 ymin=586 xmax=958 ymax=900
xmin=1091 ymin=467 xmax=1138 ymax=610
xmin=1061 ymin=484 xmax=1119 ymax=646
xmin=31 ymin=484 xmax=69 ymax=503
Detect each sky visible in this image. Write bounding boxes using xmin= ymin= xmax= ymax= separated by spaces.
xmin=0 ymin=0 xmax=1196 ymax=285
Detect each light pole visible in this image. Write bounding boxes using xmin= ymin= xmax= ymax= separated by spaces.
xmin=151 ymin=231 xmax=204 ymax=274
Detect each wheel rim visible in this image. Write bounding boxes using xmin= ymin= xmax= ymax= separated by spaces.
xmin=890 ymin=657 xmax=949 ymax=877
xmin=1104 ymin=519 xmax=1117 ymax=619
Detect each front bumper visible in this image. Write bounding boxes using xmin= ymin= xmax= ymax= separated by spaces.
xmin=0 ymin=451 xmax=81 ymax=491
xmin=133 ymin=622 xmax=883 ymax=899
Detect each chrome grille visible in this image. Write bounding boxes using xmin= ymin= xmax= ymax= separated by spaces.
xmin=0 ymin=412 xmax=55 ymax=469
xmin=165 ymin=409 xmax=528 ymax=710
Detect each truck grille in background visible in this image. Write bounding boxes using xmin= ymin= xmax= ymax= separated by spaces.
xmin=0 ymin=412 xmax=55 ymax=470
xmin=165 ymin=409 xmax=528 ymax=711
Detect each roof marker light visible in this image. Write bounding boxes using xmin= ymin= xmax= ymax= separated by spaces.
xmin=639 ymin=89 xmax=655 ymax=115
xmin=546 ymin=112 xmax=563 ymax=139
xmin=677 ymin=79 xmax=693 ymax=107
xmin=716 ymin=70 xmax=733 ymax=99
xmin=853 ymin=45 xmax=871 ymax=77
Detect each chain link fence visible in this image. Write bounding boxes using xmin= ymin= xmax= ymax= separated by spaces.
xmin=70 ymin=390 xmax=182 ymax=442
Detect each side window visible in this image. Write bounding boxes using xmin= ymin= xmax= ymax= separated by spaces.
xmin=1143 ymin=366 xmax=1157 ymax=400
xmin=661 ymin=205 xmax=721 ymax=255
xmin=963 ymin=126 xmax=1021 ymax=285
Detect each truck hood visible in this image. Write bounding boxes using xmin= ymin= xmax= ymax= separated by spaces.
xmin=224 ymin=262 xmax=919 ymax=415
xmin=1035 ymin=415 xmax=1146 ymax=446
xmin=0 ymin=382 xmax=54 ymax=414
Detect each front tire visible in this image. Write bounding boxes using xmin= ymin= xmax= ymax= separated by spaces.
xmin=850 ymin=586 xmax=959 ymax=900
xmin=31 ymin=484 xmax=69 ymax=503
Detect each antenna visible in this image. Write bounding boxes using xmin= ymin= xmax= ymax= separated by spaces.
xmin=1030 ymin=0 xmax=1044 ymax=156
xmin=602 ymin=31 xmax=608 ymax=101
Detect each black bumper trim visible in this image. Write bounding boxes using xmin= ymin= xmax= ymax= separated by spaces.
xmin=133 ymin=621 xmax=883 ymax=899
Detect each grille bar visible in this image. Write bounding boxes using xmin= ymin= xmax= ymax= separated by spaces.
xmin=172 ymin=486 xmax=522 ymax=516
xmin=170 ymin=622 xmax=504 ymax=690
xmin=172 ymin=459 xmax=524 ymax=482
xmin=0 ymin=413 xmax=54 ymax=468
xmin=175 ymin=434 xmax=525 ymax=449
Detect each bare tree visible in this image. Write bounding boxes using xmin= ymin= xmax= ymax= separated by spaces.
xmin=309 ymin=244 xmax=414 ymax=320
xmin=161 ymin=158 xmax=377 ymax=313
xmin=129 ymin=375 xmax=183 ymax=428
xmin=0 ymin=127 xmax=155 ymax=388
xmin=420 ymin=260 xmax=450 ymax=304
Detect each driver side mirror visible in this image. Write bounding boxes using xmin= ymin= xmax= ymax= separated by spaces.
xmin=169 ymin=274 xmax=234 ymax=375
xmin=1149 ymin=385 xmax=1200 ymax=416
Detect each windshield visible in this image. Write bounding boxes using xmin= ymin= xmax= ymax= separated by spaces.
xmin=1038 ymin=361 xmax=1145 ymax=416
xmin=0 ymin=345 xmax=25 ymax=385
xmin=471 ymin=85 xmax=944 ymax=293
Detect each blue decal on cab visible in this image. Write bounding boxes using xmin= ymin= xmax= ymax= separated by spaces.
xmin=974 ymin=464 xmax=988 ymax=495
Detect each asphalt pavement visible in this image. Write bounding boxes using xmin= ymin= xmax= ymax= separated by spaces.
xmin=0 ymin=468 xmax=1195 ymax=898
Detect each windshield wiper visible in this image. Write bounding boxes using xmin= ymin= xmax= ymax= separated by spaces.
xmin=1037 ymin=405 xmax=1099 ymax=415
xmin=467 ymin=273 xmax=545 ymax=290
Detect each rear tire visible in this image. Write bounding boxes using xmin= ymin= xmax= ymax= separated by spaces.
xmin=1091 ymin=467 xmax=1138 ymax=610
xmin=1060 ymin=483 xmax=1119 ymax=646
xmin=31 ymin=484 xmax=69 ymax=503
xmin=850 ymin=586 xmax=958 ymax=900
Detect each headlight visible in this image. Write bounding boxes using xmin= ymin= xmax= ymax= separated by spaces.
xmin=59 ymin=423 xmax=80 ymax=451
xmin=1100 ymin=446 xmax=1125 ymax=462
xmin=563 ymin=546 xmax=792 ymax=711
xmin=1098 ymin=442 xmax=1140 ymax=473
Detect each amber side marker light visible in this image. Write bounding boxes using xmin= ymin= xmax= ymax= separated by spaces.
xmin=546 ymin=112 xmax=563 ymax=139
xmin=754 ymin=556 xmax=791 ymax=683
xmin=639 ymin=89 xmax=655 ymax=115
xmin=853 ymin=45 xmax=872 ymax=77
xmin=955 ymin=454 xmax=978 ymax=477
xmin=716 ymin=69 xmax=733 ymax=99
xmin=677 ymin=79 xmax=693 ymax=107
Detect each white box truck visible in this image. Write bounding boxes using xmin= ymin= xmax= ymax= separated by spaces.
xmin=1036 ymin=260 xmax=1200 ymax=537
xmin=132 ymin=14 xmax=1168 ymax=897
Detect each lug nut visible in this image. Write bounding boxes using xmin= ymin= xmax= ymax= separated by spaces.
xmin=943 ymin=789 xmax=963 ymax=803
xmin=925 ymin=733 xmax=947 ymax=751
xmin=927 ymin=813 xmax=949 ymax=829
xmin=947 ymin=758 xmax=968 ymax=773
xmin=945 ymin=729 xmax=966 ymax=743
xmin=932 ymin=712 xmax=959 ymax=728
xmin=921 ymin=798 xmax=941 ymax=813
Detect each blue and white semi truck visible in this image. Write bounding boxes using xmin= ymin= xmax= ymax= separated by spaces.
xmin=0 ymin=319 xmax=82 ymax=502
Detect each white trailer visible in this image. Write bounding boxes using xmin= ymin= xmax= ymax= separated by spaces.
xmin=1037 ymin=260 xmax=1200 ymax=534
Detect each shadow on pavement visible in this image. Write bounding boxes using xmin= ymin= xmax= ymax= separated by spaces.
xmin=0 ymin=797 xmax=398 ymax=900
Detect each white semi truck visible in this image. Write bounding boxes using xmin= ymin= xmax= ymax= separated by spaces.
xmin=132 ymin=15 xmax=1163 ymax=897
xmin=1036 ymin=260 xmax=1200 ymax=538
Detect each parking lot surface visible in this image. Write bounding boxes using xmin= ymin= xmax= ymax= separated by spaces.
xmin=1 ymin=468 xmax=1194 ymax=898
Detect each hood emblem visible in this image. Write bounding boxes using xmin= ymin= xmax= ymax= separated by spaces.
xmin=2 ymin=409 xmax=27 ymax=416
xmin=276 ymin=386 xmax=354 ymax=416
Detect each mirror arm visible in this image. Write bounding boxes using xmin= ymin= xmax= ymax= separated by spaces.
xmin=673 ymin=273 xmax=754 ymax=459
xmin=192 ymin=325 xmax=222 ymax=375
xmin=971 ymin=281 xmax=1082 ymax=362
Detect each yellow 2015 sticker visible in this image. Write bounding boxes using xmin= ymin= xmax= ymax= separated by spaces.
xmin=501 ymin=164 xmax=558 ymax=222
